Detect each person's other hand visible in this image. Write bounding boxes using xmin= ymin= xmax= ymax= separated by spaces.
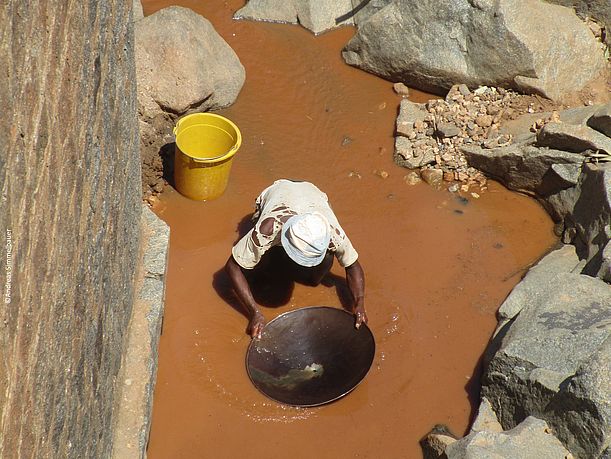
xmin=248 ymin=312 xmax=266 ymax=339
xmin=354 ymin=304 xmax=368 ymax=329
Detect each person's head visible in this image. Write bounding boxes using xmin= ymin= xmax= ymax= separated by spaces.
xmin=281 ymin=213 xmax=331 ymax=267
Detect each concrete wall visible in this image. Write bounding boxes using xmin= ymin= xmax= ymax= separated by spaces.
xmin=0 ymin=1 xmax=142 ymax=457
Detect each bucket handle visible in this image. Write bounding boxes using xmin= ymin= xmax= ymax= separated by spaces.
xmin=189 ymin=145 xmax=240 ymax=163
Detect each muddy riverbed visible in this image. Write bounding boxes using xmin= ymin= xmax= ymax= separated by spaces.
xmin=144 ymin=1 xmax=558 ymax=457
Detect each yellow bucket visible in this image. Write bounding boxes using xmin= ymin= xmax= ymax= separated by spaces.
xmin=173 ymin=113 xmax=242 ymax=201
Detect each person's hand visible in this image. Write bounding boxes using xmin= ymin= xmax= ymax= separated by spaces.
xmin=354 ymin=304 xmax=368 ymax=329
xmin=248 ymin=311 xmax=266 ymax=339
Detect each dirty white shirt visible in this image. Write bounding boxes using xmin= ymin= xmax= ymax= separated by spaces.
xmin=232 ymin=180 xmax=359 ymax=269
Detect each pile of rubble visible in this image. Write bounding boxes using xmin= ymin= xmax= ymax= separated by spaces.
xmin=395 ymin=84 xmax=565 ymax=192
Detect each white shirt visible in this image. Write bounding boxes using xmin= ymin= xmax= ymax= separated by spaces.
xmin=232 ymin=180 xmax=359 ymax=269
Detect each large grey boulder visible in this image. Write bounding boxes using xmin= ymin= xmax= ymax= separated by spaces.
xmin=342 ymin=0 xmax=605 ymax=101
xmin=461 ymin=144 xmax=585 ymax=196
xmin=446 ymin=417 xmax=574 ymax=459
xmin=538 ymin=122 xmax=611 ymax=155
xmin=560 ymin=163 xmax=611 ymax=277
xmin=497 ymin=245 xmax=581 ymax=321
xmin=588 ymin=105 xmax=611 ymax=138
xmin=135 ymin=6 xmax=245 ymax=120
xmin=482 ymin=249 xmax=611 ymax=458
xmin=545 ymin=0 xmax=610 ymax=45
xmin=234 ymin=0 xmax=356 ymax=34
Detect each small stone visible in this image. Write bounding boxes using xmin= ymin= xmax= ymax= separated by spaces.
xmin=374 ymin=169 xmax=389 ymax=179
xmin=341 ymin=136 xmax=353 ymax=146
xmin=396 ymin=121 xmax=414 ymax=137
xmin=393 ymin=82 xmax=410 ymax=96
xmin=436 ymin=122 xmax=461 ymax=138
xmin=471 ymin=192 xmax=480 ymax=198
xmin=348 ymin=171 xmax=362 ymax=179
xmin=403 ymin=172 xmax=421 ymax=185
xmin=414 ymin=120 xmax=425 ymax=132
xmin=448 ymin=183 xmax=460 ymax=192
xmin=421 ymin=168 xmax=444 ymax=189
xmin=460 ymin=184 xmax=469 ymax=192
xmin=378 ymin=102 xmax=387 ymax=110
xmin=458 ymin=84 xmax=471 ymax=96
xmin=443 ymin=171 xmax=454 ymax=181
xmin=475 ymin=115 xmax=493 ymax=128
xmin=487 ymin=105 xmax=501 ymax=116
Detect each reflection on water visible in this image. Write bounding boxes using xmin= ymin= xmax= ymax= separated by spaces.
xmin=144 ymin=1 xmax=558 ymax=457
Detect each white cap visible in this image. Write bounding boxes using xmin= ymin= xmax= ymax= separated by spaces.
xmin=280 ymin=213 xmax=331 ymax=267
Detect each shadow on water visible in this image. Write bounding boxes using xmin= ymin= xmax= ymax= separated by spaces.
xmin=213 ymin=212 xmax=358 ymax=322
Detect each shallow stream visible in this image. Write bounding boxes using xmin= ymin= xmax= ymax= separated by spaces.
xmin=144 ymin=1 xmax=558 ymax=457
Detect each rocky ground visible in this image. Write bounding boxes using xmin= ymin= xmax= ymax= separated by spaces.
xmin=395 ymin=78 xmax=610 ymax=195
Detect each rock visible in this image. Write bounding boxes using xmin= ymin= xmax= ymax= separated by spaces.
xmin=436 ymin=122 xmax=461 ymax=138
xmin=396 ymin=101 xmax=427 ymax=137
xmin=482 ymin=270 xmax=611 ymax=458
xmin=1 ymin=1 xmax=143 ymax=456
xmin=421 ymin=168 xmax=444 ymax=189
xmin=421 ymin=432 xmax=457 ymax=459
xmin=135 ymin=6 xmax=245 ymax=120
xmin=475 ymin=115 xmax=493 ymax=128
xmin=342 ymin=0 xmax=605 ymax=101
xmin=460 ymin=144 xmax=584 ymax=196
xmin=350 ymin=0 xmax=394 ymax=25
xmin=537 ymin=122 xmax=611 ymax=155
xmin=393 ymin=82 xmax=410 ymax=96
xmin=587 ymin=104 xmax=611 ymax=137
xmin=498 ymin=245 xmax=580 ymax=320
xmin=133 ymin=0 xmax=144 ymax=21
xmin=598 ymin=240 xmax=611 ymax=282
xmin=545 ymin=0 xmax=611 ymax=45
xmin=112 ymin=206 xmax=169 ymax=458
xmin=395 ymin=137 xmax=435 ymax=168
xmin=446 ymin=417 xmax=574 ymax=459
xmin=470 ymin=397 xmax=504 ymax=434
xmin=234 ymin=0 xmax=355 ymax=34
xmin=404 ymin=171 xmax=422 ymax=185
xmin=563 ymin=163 xmax=611 ymax=279
xmin=559 ymin=104 xmax=606 ymax=126
xmin=458 ymin=84 xmax=471 ymax=96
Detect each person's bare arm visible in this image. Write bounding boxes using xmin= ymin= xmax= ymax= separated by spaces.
xmin=345 ymin=260 xmax=367 ymax=329
xmin=225 ymin=255 xmax=265 ymax=339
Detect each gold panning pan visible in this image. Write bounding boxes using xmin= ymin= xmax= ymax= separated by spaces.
xmin=246 ymin=306 xmax=375 ymax=407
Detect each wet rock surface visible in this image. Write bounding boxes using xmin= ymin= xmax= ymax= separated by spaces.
xmin=342 ymin=0 xmax=606 ymax=100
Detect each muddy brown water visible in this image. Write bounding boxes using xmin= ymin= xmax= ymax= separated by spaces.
xmin=144 ymin=2 xmax=558 ymax=457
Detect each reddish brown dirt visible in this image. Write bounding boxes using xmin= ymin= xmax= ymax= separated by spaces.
xmin=143 ymin=2 xmax=559 ymax=457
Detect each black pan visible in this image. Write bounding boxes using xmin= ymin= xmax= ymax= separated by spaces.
xmin=246 ymin=306 xmax=375 ymax=407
